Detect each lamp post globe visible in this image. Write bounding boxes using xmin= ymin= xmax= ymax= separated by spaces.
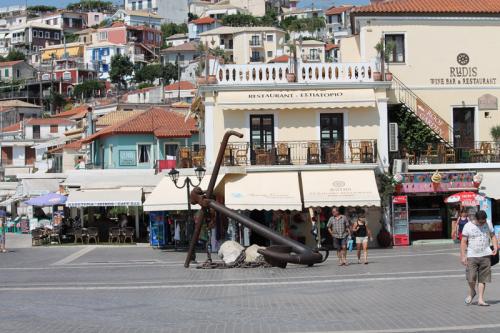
xmin=168 ymin=168 xmax=180 ymax=183
xmin=194 ymin=166 xmax=206 ymax=183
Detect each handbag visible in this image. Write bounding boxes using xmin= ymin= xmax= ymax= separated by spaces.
xmin=491 ymin=246 xmax=499 ymax=266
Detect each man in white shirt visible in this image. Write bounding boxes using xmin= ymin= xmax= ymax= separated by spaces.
xmin=461 ymin=210 xmax=498 ymax=306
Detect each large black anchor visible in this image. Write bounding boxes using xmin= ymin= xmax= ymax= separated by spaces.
xmin=184 ymin=131 xmax=327 ymax=268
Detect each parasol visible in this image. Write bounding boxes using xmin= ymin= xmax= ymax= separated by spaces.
xmin=444 ymin=191 xmax=485 ymax=207
xmin=24 ymin=193 xmax=67 ymax=207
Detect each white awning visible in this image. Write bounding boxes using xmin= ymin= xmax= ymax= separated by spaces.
xmin=66 ymin=188 xmax=143 ymax=207
xmin=301 ymin=170 xmax=380 ymax=208
xmin=225 ymin=172 xmax=302 ymax=211
xmin=22 ymin=178 xmax=63 ymax=197
xmin=480 ymin=172 xmax=500 ymax=199
xmin=143 ymin=176 xmax=221 ymax=212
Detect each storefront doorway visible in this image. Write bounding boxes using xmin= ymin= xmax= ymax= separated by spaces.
xmin=320 ymin=113 xmax=344 ymax=146
xmin=250 ymin=114 xmax=274 ymax=164
xmin=453 ymin=107 xmax=475 ymax=149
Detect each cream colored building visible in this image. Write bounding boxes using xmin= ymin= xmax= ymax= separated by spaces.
xmin=286 ymin=40 xmax=326 ymax=63
xmin=199 ymin=26 xmax=286 ymax=64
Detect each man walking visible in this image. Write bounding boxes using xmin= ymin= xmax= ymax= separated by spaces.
xmin=461 ymin=210 xmax=498 ymax=306
xmin=327 ymin=207 xmax=350 ymax=266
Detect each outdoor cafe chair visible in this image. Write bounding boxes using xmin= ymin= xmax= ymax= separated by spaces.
xmin=235 ymin=145 xmax=248 ymax=165
xmin=307 ymin=142 xmax=320 ymax=164
xmin=86 ymin=227 xmax=99 ymax=244
xmin=109 ymin=227 xmax=121 ymax=244
xmin=276 ymin=143 xmax=291 ymax=165
xmin=49 ymin=227 xmax=61 ymax=245
xmin=74 ymin=228 xmax=86 ymax=244
xmin=192 ymin=146 xmax=206 ymax=167
xmin=122 ymin=227 xmax=135 ymax=244
xmin=31 ymin=228 xmax=47 ymax=246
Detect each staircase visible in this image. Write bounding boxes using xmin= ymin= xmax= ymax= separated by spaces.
xmin=392 ymin=76 xmax=453 ymax=146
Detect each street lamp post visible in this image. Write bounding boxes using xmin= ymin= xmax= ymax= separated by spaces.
xmin=168 ymin=166 xmax=206 ymax=265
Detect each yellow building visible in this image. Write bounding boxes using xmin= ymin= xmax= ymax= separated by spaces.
xmin=41 ymin=42 xmax=85 ymax=62
xmin=199 ymin=26 xmax=286 ymax=64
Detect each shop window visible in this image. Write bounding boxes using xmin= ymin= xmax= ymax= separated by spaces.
xmin=164 ymin=143 xmax=178 ymax=158
xmin=385 ymin=34 xmax=405 ymax=63
xmin=138 ymin=144 xmax=151 ymax=163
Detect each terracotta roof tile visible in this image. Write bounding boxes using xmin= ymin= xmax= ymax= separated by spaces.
xmin=325 ymin=43 xmax=339 ymax=51
xmin=0 ymin=60 xmax=24 ymax=67
xmin=268 ymin=55 xmax=289 ymax=63
xmin=96 ymin=110 xmax=145 ymax=127
xmin=63 ymin=140 xmax=84 ymax=150
xmin=191 ymin=17 xmax=217 ymax=25
xmin=325 ymin=6 xmax=353 ymax=16
xmin=0 ymin=100 xmax=41 ymax=108
xmin=161 ymin=41 xmax=198 ymax=53
xmin=1 ymin=122 xmax=21 ymax=132
xmin=165 ymin=81 xmax=196 ymax=91
xmin=352 ymin=0 xmax=500 ymax=14
xmin=26 ymin=118 xmax=75 ymax=126
xmin=53 ymin=104 xmax=89 ymax=118
xmin=83 ymin=107 xmax=197 ymax=143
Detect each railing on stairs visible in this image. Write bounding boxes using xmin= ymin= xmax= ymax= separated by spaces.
xmin=392 ymin=76 xmax=453 ymax=146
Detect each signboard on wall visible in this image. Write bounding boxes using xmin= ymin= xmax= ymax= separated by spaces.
xmin=118 ymin=150 xmax=136 ymax=166
xmin=397 ymin=172 xmax=476 ymax=194
xmin=415 ymin=99 xmax=450 ymax=142
xmin=478 ymin=94 xmax=498 ymax=110
xmin=430 ymin=53 xmax=497 ymax=86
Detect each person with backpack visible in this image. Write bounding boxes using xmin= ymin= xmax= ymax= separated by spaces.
xmin=327 ymin=207 xmax=351 ymax=266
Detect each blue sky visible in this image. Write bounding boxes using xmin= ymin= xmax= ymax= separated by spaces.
xmin=1 ymin=0 xmax=370 ymax=9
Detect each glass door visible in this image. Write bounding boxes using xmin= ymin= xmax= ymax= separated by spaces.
xmin=320 ymin=113 xmax=344 ymax=163
xmin=250 ymin=115 xmax=274 ymax=164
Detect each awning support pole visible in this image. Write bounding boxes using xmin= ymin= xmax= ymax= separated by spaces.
xmin=135 ymin=206 xmax=140 ymax=239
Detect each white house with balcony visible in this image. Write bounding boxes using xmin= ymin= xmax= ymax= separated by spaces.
xmin=84 ymin=42 xmax=126 ymax=80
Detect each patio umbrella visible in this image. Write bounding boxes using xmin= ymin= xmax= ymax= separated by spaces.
xmin=24 ymin=193 xmax=67 ymax=207
xmin=444 ymin=191 xmax=485 ymax=207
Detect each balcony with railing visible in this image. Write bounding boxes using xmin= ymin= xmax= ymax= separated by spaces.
xmin=249 ymin=38 xmax=262 ymax=47
xmin=221 ymin=140 xmax=378 ymax=167
xmin=398 ymin=142 xmax=500 ymax=165
xmin=213 ymin=60 xmax=376 ymax=85
xmin=155 ymin=145 xmax=206 ymax=173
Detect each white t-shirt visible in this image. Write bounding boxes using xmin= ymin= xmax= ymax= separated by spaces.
xmin=462 ymin=221 xmax=493 ymax=258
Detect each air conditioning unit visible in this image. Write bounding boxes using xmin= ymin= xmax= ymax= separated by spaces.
xmin=389 ymin=122 xmax=399 ymax=152
xmin=392 ymin=159 xmax=408 ymax=174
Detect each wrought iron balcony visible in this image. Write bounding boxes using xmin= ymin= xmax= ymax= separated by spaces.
xmin=221 ymin=140 xmax=378 ymax=166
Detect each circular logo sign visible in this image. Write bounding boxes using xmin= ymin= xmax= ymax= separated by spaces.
xmin=457 ymin=53 xmax=469 ymax=66
xmin=332 ymin=180 xmax=346 ymax=188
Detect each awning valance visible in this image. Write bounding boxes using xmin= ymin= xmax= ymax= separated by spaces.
xmin=143 ymin=176 xmax=221 ymax=212
xmin=225 ymin=172 xmax=302 ymax=211
xmin=66 ymin=188 xmax=142 ymax=207
xmin=480 ymin=172 xmax=500 ymax=199
xmin=301 ymin=170 xmax=380 ymax=208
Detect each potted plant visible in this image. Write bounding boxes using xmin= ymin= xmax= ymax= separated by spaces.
xmin=374 ymin=39 xmax=395 ymax=81
xmin=286 ymin=42 xmax=297 ymax=82
xmin=491 ymin=125 xmax=500 ymax=142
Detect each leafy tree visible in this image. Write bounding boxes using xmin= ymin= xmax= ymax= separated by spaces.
xmin=73 ymin=80 xmax=105 ymax=99
xmin=161 ymin=63 xmax=178 ymax=83
xmin=27 ymin=5 xmax=57 ymax=13
xmin=222 ymin=14 xmax=259 ymax=27
xmin=0 ymin=49 xmax=26 ymax=62
xmin=137 ymin=82 xmax=154 ymax=90
xmin=160 ymin=23 xmax=188 ymax=48
xmin=67 ymin=0 xmax=113 ymax=12
xmin=134 ymin=64 xmax=163 ymax=84
xmin=390 ymin=107 xmax=439 ymax=153
xmin=63 ymin=33 xmax=79 ymax=43
xmin=188 ymin=13 xmax=199 ymax=22
xmin=47 ymin=91 xmax=68 ymax=113
xmin=109 ymin=54 xmax=134 ymax=90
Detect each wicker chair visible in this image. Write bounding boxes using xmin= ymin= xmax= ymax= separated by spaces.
xmin=235 ymin=145 xmax=248 ymax=165
xmin=31 ymin=228 xmax=47 ymax=246
xmin=108 ymin=227 xmax=121 ymax=244
xmin=49 ymin=226 xmax=61 ymax=245
xmin=179 ymin=147 xmax=192 ymax=168
xmin=307 ymin=142 xmax=320 ymax=164
xmin=192 ymin=146 xmax=206 ymax=167
xmin=73 ymin=228 xmax=86 ymax=244
xmin=276 ymin=143 xmax=290 ymax=165
xmin=122 ymin=227 xmax=135 ymax=244
xmin=86 ymin=227 xmax=99 ymax=244
xmin=360 ymin=141 xmax=374 ymax=163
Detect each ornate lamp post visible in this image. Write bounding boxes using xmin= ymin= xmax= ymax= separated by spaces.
xmin=168 ymin=166 xmax=206 ymax=263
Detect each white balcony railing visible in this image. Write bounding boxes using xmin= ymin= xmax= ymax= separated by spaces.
xmin=214 ymin=61 xmax=375 ymax=85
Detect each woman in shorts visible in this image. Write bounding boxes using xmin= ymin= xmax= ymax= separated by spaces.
xmin=352 ymin=216 xmax=372 ymax=264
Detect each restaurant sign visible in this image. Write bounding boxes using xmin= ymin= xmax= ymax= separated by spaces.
xmin=478 ymin=93 xmax=498 ymax=111
xmin=430 ymin=53 xmax=497 ymax=86
xmin=397 ymin=172 xmax=476 ymax=194
xmin=415 ymin=99 xmax=450 ymax=141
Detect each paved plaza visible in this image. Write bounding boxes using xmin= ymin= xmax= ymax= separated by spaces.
xmin=1 ymin=235 xmax=500 ymax=333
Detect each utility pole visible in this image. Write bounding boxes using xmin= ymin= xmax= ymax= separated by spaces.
xmin=177 ymin=52 xmax=181 ymax=102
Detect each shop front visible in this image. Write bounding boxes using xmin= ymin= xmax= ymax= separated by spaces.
xmin=393 ymin=171 xmax=480 ymax=242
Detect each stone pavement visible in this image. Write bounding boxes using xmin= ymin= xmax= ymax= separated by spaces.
xmin=1 ymin=241 xmax=500 ymax=333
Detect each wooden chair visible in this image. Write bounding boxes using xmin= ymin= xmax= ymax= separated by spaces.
xmin=108 ymin=227 xmax=121 ymax=244
xmin=276 ymin=143 xmax=290 ymax=165
xmin=179 ymin=147 xmax=192 ymax=168
xmin=192 ymin=146 xmax=206 ymax=167
xmin=360 ymin=141 xmax=374 ymax=163
xmin=31 ymin=228 xmax=46 ymax=246
xmin=307 ymin=142 xmax=320 ymax=164
xmin=254 ymin=147 xmax=269 ymax=165
xmin=86 ymin=227 xmax=99 ymax=244
xmin=224 ymin=147 xmax=233 ymax=166
xmin=235 ymin=144 xmax=248 ymax=165
xmin=481 ymin=142 xmax=494 ymax=162
xmin=122 ymin=227 xmax=135 ymax=244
